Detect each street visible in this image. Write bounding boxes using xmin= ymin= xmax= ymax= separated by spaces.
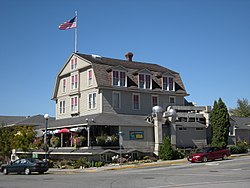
xmin=0 ymin=156 xmax=250 ymax=188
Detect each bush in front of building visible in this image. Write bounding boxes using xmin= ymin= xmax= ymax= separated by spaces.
xmin=159 ymin=137 xmax=184 ymax=160
xmin=230 ymin=141 xmax=249 ymax=154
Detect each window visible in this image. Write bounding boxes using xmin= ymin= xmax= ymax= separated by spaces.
xmin=88 ymin=93 xmax=97 ymax=109
xmin=229 ymin=125 xmax=235 ymax=136
xmin=163 ymin=76 xmax=175 ymax=91
xmin=88 ymin=69 xmax=93 ymax=86
xmin=112 ymin=70 xmax=126 ymax=87
xmin=71 ymin=74 xmax=78 ymax=90
xmin=59 ymin=100 xmax=66 ymax=114
xmin=169 ymin=96 xmax=175 ymax=104
xmin=113 ymin=92 xmax=121 ymax=109
xmin=71 ymin=96 xmax=78 ymax=112
xmin=152 ymin=95 xmax=158 ymax=107
xmin=196 ymin=128 xmax=204 ymax=131
xmin=133 ymin=94 xmax=140 ymax=110
xmin=62 ymin=79 xmax=66 ymax=93
xmin=71 ymin=58 xmax=77 ymax=70
xmin=138 ymin=74 xmax=151 ymax=89
xmin=178 ymin=127 xmax=187 ymax=131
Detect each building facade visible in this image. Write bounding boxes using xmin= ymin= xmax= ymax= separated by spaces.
xmin=39 ymin=52 xmax=208 ymax=161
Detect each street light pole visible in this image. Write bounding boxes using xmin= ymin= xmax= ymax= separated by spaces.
xmin=44 ymin=114 xmax=49 ymax=161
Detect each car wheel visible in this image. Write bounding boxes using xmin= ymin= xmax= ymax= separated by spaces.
xmin=39 ymin=171 xmax=44 ymax=174
xmin=24 ymin=168 xmax=31 ymax=175
xmin=222 ymin=154 xmax=227 ymax=160
xmin=202 ymin=156 xmax=208 ymax=162
xmin=3 ymin=168 xmax=8 ymax=175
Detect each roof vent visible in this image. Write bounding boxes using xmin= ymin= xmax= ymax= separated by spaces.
xmin=91 ymin=54 xmax=102 ymax=59
xmin=125 ymin=52 xmax=133 ymax=61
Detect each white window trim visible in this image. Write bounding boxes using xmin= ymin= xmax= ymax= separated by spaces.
xmin=59 ymin=100 xmax=66 ymax=114
xmin=132 ymin=93 xmax=140 ymax=110
xmin=88 ymin=92 xmax=97 ymax=110
xmin=62 ymin=78 xmax=67 ymax=93
xmin=112 ymin=91 xmax=121 ymax=109
xmin=87 ymin=69 xmax=93 ymax=86
xmin=71 ymin=58 xmax=77 ymax=70
xmin=71 ymin=73 xmax=78 ymax=90
xmin=151 ymin=95 xmax=159 ymax=107
xmin=169 ymin=96 xmax=175 ymax=104
xmin=112 ymin=70 xmax=127 ymax=87
xmin=163 ymin=76 xmax=175 ymax=91
xmin=70 ymin=96 xmax=79 ymax=113
xmin=138 ymin=73 xmax=152 ymax=89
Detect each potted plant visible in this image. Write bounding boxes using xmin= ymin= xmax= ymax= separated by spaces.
xmin=50 ymin=136 xmax=60 ymax=148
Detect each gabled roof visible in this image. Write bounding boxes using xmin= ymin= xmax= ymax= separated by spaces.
xmin=230 ymin=116 xmax=250 ymax=130
xmin=0 ymin=116 xmax=27 ymax=125
xmin=52 ymin=52 xmax=188 ymax=99
xmin=0 ymin=115 xmax=55 ymax=127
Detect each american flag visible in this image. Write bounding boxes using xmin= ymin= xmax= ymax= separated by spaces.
xmin=59 ymin=16 xmax=77 ymax=30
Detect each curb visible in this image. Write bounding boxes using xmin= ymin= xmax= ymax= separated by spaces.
xmin=48 ymin=153 xmax=250 ymax=174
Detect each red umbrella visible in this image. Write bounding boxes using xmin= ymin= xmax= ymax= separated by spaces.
xmin=58 ymin=128 xmax=70 ymax=133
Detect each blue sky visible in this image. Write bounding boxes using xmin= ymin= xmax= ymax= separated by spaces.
xmin=1 ymin=0 xmax=249 ymax=117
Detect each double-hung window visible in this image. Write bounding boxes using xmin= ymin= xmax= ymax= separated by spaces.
xmin=71 ymin=58 xmax=77 ymax=70
xmin=133 ymin=94 xmax=140 ymax=110
xmin=71 ymin=74 xmax=78 ymax=90
xmin=71 ymin=96 xmax=78 ymax=113
xmin=152 ymin=95 xmax=158 ymax=107
xmin=62 ymin=79 xmax=66 ymax=93
xmin=113 ymin=92 xmax=121 ymax=109
xmin=138 ymin=74 xmax=151 ymax=89
xmin=163 ymin=76 xmax=175 ymax=91
xmin=112 ymin=70 xmax=126 ymax=87
xmin=88 ymin=69 xmax=93 ymax=86
xmin=88 ymin=93 xmax=97 ymax=109
xmin=59 ymin=100 xmax=66 ymax=114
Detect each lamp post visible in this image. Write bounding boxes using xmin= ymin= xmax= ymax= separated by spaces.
xmin=118 ymin=127 xmax=123 ymax=165
xmin=44 ymin=114 xmax=49 ymax=161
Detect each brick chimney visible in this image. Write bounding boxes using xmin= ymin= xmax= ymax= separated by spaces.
xmin=125 ymin=52 xmax=133 ymax=61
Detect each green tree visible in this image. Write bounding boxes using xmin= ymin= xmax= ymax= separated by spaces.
xmin=12 ymin=126 xmax=36 ymax=152
xmin=0 ymin=124 xmax=16 ymax=161
xmin=229 ymin=98 xmax=250 ymax=117
xmin=210 ymin=98 xmax=230 ymax=148
xmin=159 ymin=137 xmax=182 ymax=160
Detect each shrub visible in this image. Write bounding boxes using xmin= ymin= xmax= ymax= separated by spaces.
xmin=159 ymin=137 xmax=184 ymax=160
xmin=230 ymin=141 xmax=249 ymax=154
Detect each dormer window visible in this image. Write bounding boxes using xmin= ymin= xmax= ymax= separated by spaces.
xmin=112 ymin=70 xmax=127 ymax=87
xmin=71 ymin=58 xmax=77 ymax=70
xmin=138 ymin=74 xmax=151 ymax=89
xmin=163 ymin=76 xmax=175 ymax=91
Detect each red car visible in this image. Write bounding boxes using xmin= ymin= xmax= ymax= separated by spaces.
xmin=187 ymin=147 xmax=230 ymax=163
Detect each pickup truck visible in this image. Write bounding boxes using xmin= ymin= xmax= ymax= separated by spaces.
xmin=187 ymin=147 xmax=230 ymax=163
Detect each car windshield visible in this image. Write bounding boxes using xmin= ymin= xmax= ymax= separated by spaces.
xmin=195 ymin=148 xmax=211 ymax=153
xmin=28 ymin=158 xmax=43 ymax=163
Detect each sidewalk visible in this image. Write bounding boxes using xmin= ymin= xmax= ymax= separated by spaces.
xmin=48 ymin=153 xmax=250 ymax=174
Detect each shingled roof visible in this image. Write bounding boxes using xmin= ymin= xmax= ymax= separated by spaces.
xmin=76 ymin=53 xmax=187 ymax=93
xmin=53 ymin=52 xmax=188 ymax=99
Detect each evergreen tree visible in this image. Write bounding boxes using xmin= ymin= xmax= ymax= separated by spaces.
xmin=0 ymin=124 xmax=16 ymax=161
xmin=159 ymin=137 xmax=175 ymax=160
xmin=211 ymin=98 xmax=230 ymax=148
xmin=229 ymin=98 xmax=250 ymax=117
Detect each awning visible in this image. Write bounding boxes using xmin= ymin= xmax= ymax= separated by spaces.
xmin=58 ymin=128 xmax=70 ymax=133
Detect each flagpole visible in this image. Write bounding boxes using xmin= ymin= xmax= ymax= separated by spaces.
xmin=75 ymin=11 xmax=78 ymax=53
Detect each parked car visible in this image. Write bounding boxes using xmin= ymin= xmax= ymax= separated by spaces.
xmin=0 ymin=158 xmax=48 ymax=175
xmin=187 ymin=147 xmax=230 ymax=163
